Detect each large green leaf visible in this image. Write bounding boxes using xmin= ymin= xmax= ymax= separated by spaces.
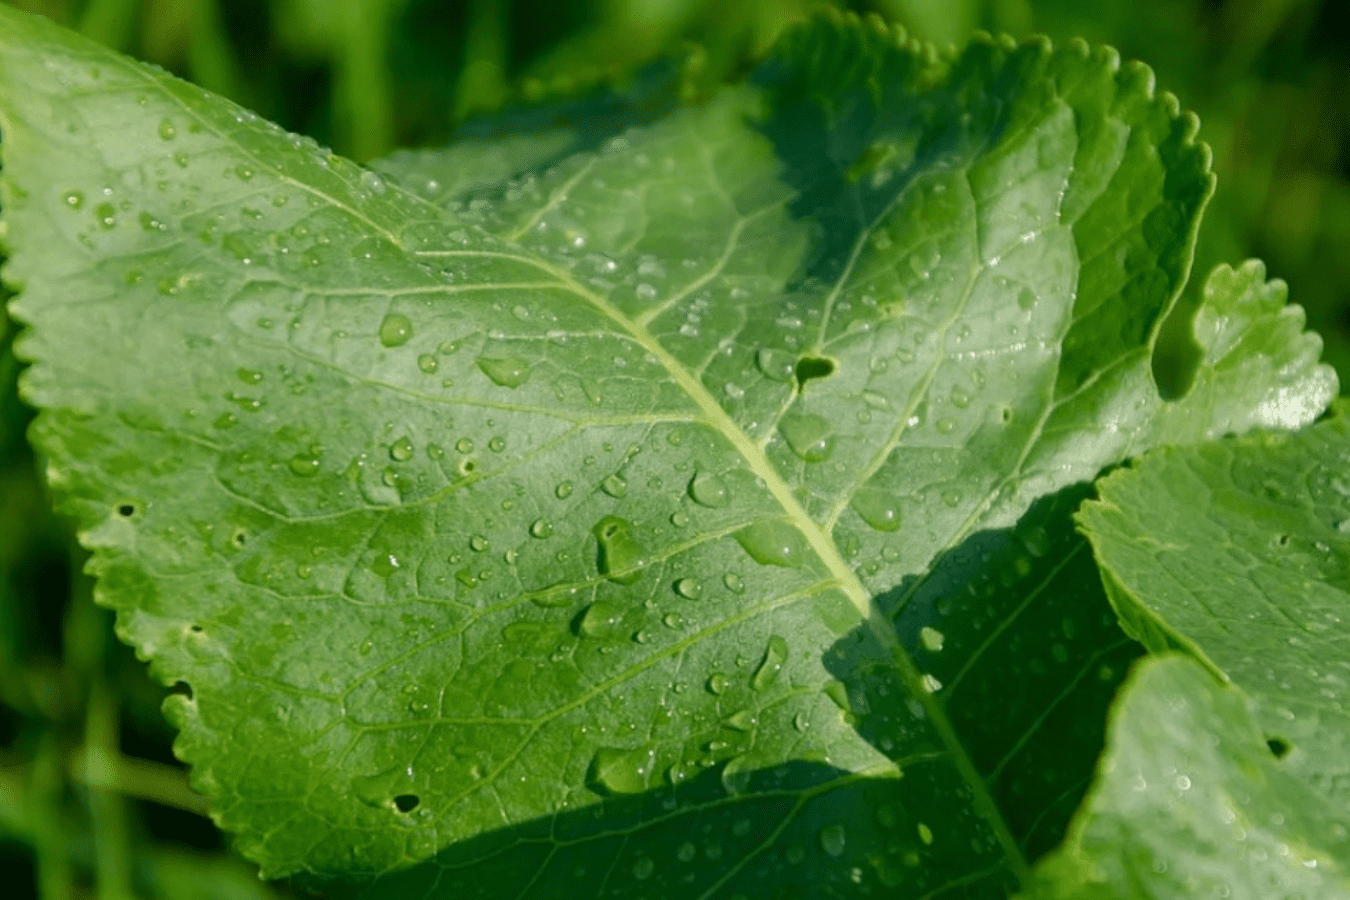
xmin=1079 ymin=414 xmax=1350 ymax=808
xmin=0 ymin=6 xmax=1335 ymax=896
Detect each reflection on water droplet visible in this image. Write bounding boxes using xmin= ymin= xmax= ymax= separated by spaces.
xmin=379 ymin=313 xmax=413 ymax=347
xmin=601 ymin=474 xmax=628 ymax=498
xmin=476 ymin=356 xmax=531 ymax=388
xmin=734 ymin=521 xmax=806 ymax=567
xmin=688 ymin=470 xmax=730 ymax=507
xmin=674 ymin=577 xmax=702 ymax=600
xmin=751 ymin=635 xmax=788 ymax=692
xmin=819 ymin=824 xmax=846 ymax=857
xmin=593 ymin=516 xmax=645 ymax=584
xmin=778 ymin=413 xmax=834 ymax=462
xmin=851 ymin=487 xmax=901 ymax=532
xmin=587 ymin=746 xmax=655 ymax=795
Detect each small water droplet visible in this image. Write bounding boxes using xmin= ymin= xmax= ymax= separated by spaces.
xmin=688 ymin=470 xmax=730 ymax=507
xmin=674 ymin=577 xmax=702 ymax=600
xmin=601 ymin=473 xmax=628 ymax=498
xmin=778 ymin=413 xmax=834 ymax=462
xmin=919 ymin=627 xmax=944 ymax=652
xmin=587 ymin=746 xmax=655 ymax=796
xmin=850 ymin=487 xmax=900 ymax=532
xmin=941 ymin=490 xmax=962 ymax=508
xmin=288 ymin=453 xmax=320 ymax=477
xmin=936 ymin=417 xmax=956 ymax=434
xmin=734 ymin=521 xmax=806 ymax=567
xmin=378 ymin=313 xmax=413 ymax=347
xmin=488 ymin=436 xmax=506 ymax=453
xmin=360 ymin=169 xmax=387 ymax=195
xmin=819 ymin=824 xmax=846 ymax=857
xmin=669 ymin=511 xmax=690 ymax=527
xmin=707 ymin=673 xmax=730 ymax=695
xmin=476 ymin=356 xmax=531 ymax=388
xmin=751 ymin=635 xmax=788 ymax=692
xmin=949 ymin=385 xmax=970 ymax=408
xmin=235 ymin=165 xmax=254 ymax=181
xmin=95 ymin=202 xmax=117 ymax=228
xmin=469 ymin=535 xmax=488 ymax=552
xmin=389 ymin=437 xmax=414 ymax=461
xmin=555 ymin=480 xmax=573 ymax=499
xmin=632 ymin=857 xmax=654 ymax=880
xmin=417 ymin=354 xmax=438 ymax=374
xmin=63 ymin=190 xmax=84 ymax=209
xmin=677 ymin=842 xmax=697 ymax=862
xmin=158 ymin=117 xmax=175 ymax=140
xmin=593 ymin=516 xmax=645 ymax=584
xmin=721 ymin=755 xmax=752 ymax=794
xmin=793 ymin=712 xmax=809 ymax=732
xmin=530 ymin=519 xmax=553 ymax=538
xmin=917 ymin=823 xmax=933 ymax=845
xmin=455 ymin=438 xmax=474 ymax=454
xmin=722 ymin=573 xmax=745 ymax=593
xmin=723 ymin=709 xmax=757 ymax=732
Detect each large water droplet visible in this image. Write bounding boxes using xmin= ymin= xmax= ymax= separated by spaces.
xmin=751 ymin=635 xmax=788 ymax=692
xmin=389 ymin=437 xmax=414 ymax=461
xmin=601 ymin=473 xmax=628 ymax=498
xmin=734 ymin=521 xmax=805 ymax=568
xmin=593 ymin=516 xmax=645 ymax=584
xmin=707 ymin=673 xmax=730 ymax=695
xmin=579 ymin=600 xmax=621 ymax=637
xmin=755 ymin=347 xmax=796 ymax=382
xmin=688 ymin=470 xmax=730 ymax=507
xmin=919 ymin=626 xmax=944 ymax=652
xmin=850 ymin=487 xmax=901 ymax=532
xmin=587 ymin=746 xmax=655 ymax=796
xmin=476 ymin=356 xmax=531 ymax=388
xmin=778 ymin=413 xmax=834 ymax=462
xmin=379 ymin=313 xmax=413 ymax=347
xmin=529 ymin=519 xmax=553 ymax=538
xmin=673 ymin=577 xmax=702 ymax=600
xmin=818 ymin=823 xmax=846 ymax=857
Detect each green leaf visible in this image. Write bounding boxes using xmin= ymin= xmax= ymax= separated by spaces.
xmin=0 ymin=6 xmax=1335 ymax=895
xmin=1078 ymin=414 xmax=1350 ymax=807
xmin=1020 ymin=655 xmax=1350 ymax=900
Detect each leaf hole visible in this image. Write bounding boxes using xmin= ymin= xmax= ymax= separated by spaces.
xmin=1276 ymin=534 xmax=1290 ymax=547
xmin=188 ymin=624 xmax=203 ymax=633
xmin=460 ymin=459 xmax=477 ymax=475
xmin=1000 ymin=406 xmax=1013 ymax=424
xmin=116 ymin=503 xmax=137 ymax=517
xmin=1266 ymin=737 xmax=1290 ymax=759
xmin=794 ymin=355 xmax=835 ymax=390
xmin=393 ymin=793 xmax=420 ymax=813
xmin=168 ymin=680 xmax=194 ymax=700
xmin=231 ymin=529 xmax=247 ymax=547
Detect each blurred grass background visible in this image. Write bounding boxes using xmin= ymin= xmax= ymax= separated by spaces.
xmin=0 ymin=0 xmax=1346 ymax=896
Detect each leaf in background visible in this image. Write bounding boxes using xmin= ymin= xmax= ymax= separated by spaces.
xmin=1079 ymin=413 xmax=1350 ymax=808
xmin=0 ymin=6 xmax=1335 ymax=896
xmin=1020 ymin=655 xmax=1350 ymax=900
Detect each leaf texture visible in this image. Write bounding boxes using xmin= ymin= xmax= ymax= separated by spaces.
xmin=0 ymin=7 xmax=1335 ymax=896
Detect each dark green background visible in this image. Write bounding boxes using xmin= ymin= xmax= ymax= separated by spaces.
xmin=0 ymin=1 xmax=1346 ymax=897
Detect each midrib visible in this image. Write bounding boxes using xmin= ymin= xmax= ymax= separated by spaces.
xmin=524 ymin=255 xmax=1032 ymax=885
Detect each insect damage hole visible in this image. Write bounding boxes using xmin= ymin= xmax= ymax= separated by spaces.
xmin=393 ymin=793 xmax=421 ymax=813
xmin=116 ymin=503 xmax=137 ymax=517
xmin=1266 ymin=737 xmax=1291 ymax=759
xmin=794 ymin=355 xmax=835 ymax=391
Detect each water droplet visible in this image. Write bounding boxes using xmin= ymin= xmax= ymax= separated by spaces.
xmin=793 ymin=712 xmax=809 ymax=732
xmin=390 ymin=437 xmax=414 ymax=461
xmin=819 ymin=824 xmax=846 ymax=857
xmin=734 ymin=521 xmax=806 ymax=567
xmin=920 ymin=673 xmax=942 ymax=692
xmin=755 ymin=347 xmax=796 ymax=382
xmin=488 ymin=436 xmax=505 ymax=453
xmin=469 ymin=535 xmax=488 ymax=552
xmin=360 ymin=169 xmax=387 ymax=195
xmin=378 ymin=313 xmax=413 ymax=347
xmin=918 ymin=822 xmax=933 ymax=845
xmin=850 ymin=487 xmax=900 ymax=532
xmin=919 ymin=626 xmax=944 ymax=652
xmin=579 ymin=600 xmax=621 ymax=637
xmin=936 ymin=417 xmax=956 ymax=434
xmin=688 ymin=470 xmax=730 ymax=507
xmin=677 ymin=842 xmax=696 ymax=862
xmin=1022 ymin=526 xmax=1051 ymax=558
xmin=751 ymin=635 xmax=788 ymax=692
xmin=674 ymin=577 xmax=702 ymax=600
xmin=722 ymin=573 xmax=745 ymax=593
xmin=949 ymin=386 xmax=971 ymax=408
xmin=234 ymin=165 xmax=254 ymax=181
xmin=476 ymin=356 xmax=531 ymax=388
xmin=601 ymin=473 xmax=628 ymax=498
xmin=707 ymin=673 xmax=730 ymax=695
xmin=555 ymin=480 xmax=573 ymax=499
xmin=530 ymin=519 xmax=553 ymax=538
xmin=63 ymin=190 xmax=84 ymax=209
xmin=417 ymin=354 xmax=438 ymax=374
xmin=1017 ymin=288 xmax=1037 ymax=311
xmin=593 ymin=516 xmax=645 ymax=584
xmin=587 ymin=746 xmax=655 ymax=796
xmin=662 ymin=612 xmax=683 ymax=628
xmin=721 ymin=755 xmax=752 ymax=794
xmin=942 ymin=490 xmax=961 ymax=507
xmin=632 ymin=857 xmax=654 ymax=880
xmin=158 ymin=117 xmax=175 ymax=140
xmin=723 ymin=709 xmax=758 ymax=731
xmin=778 ymin=413 xmax=834 ymax=462
xmin=95 ymin=202 xmax=117 ymax=228
xmin=288 ymin=450 xmax=321 ymax=476
xmin=670 ymin=511 xmax=690 ymax=527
